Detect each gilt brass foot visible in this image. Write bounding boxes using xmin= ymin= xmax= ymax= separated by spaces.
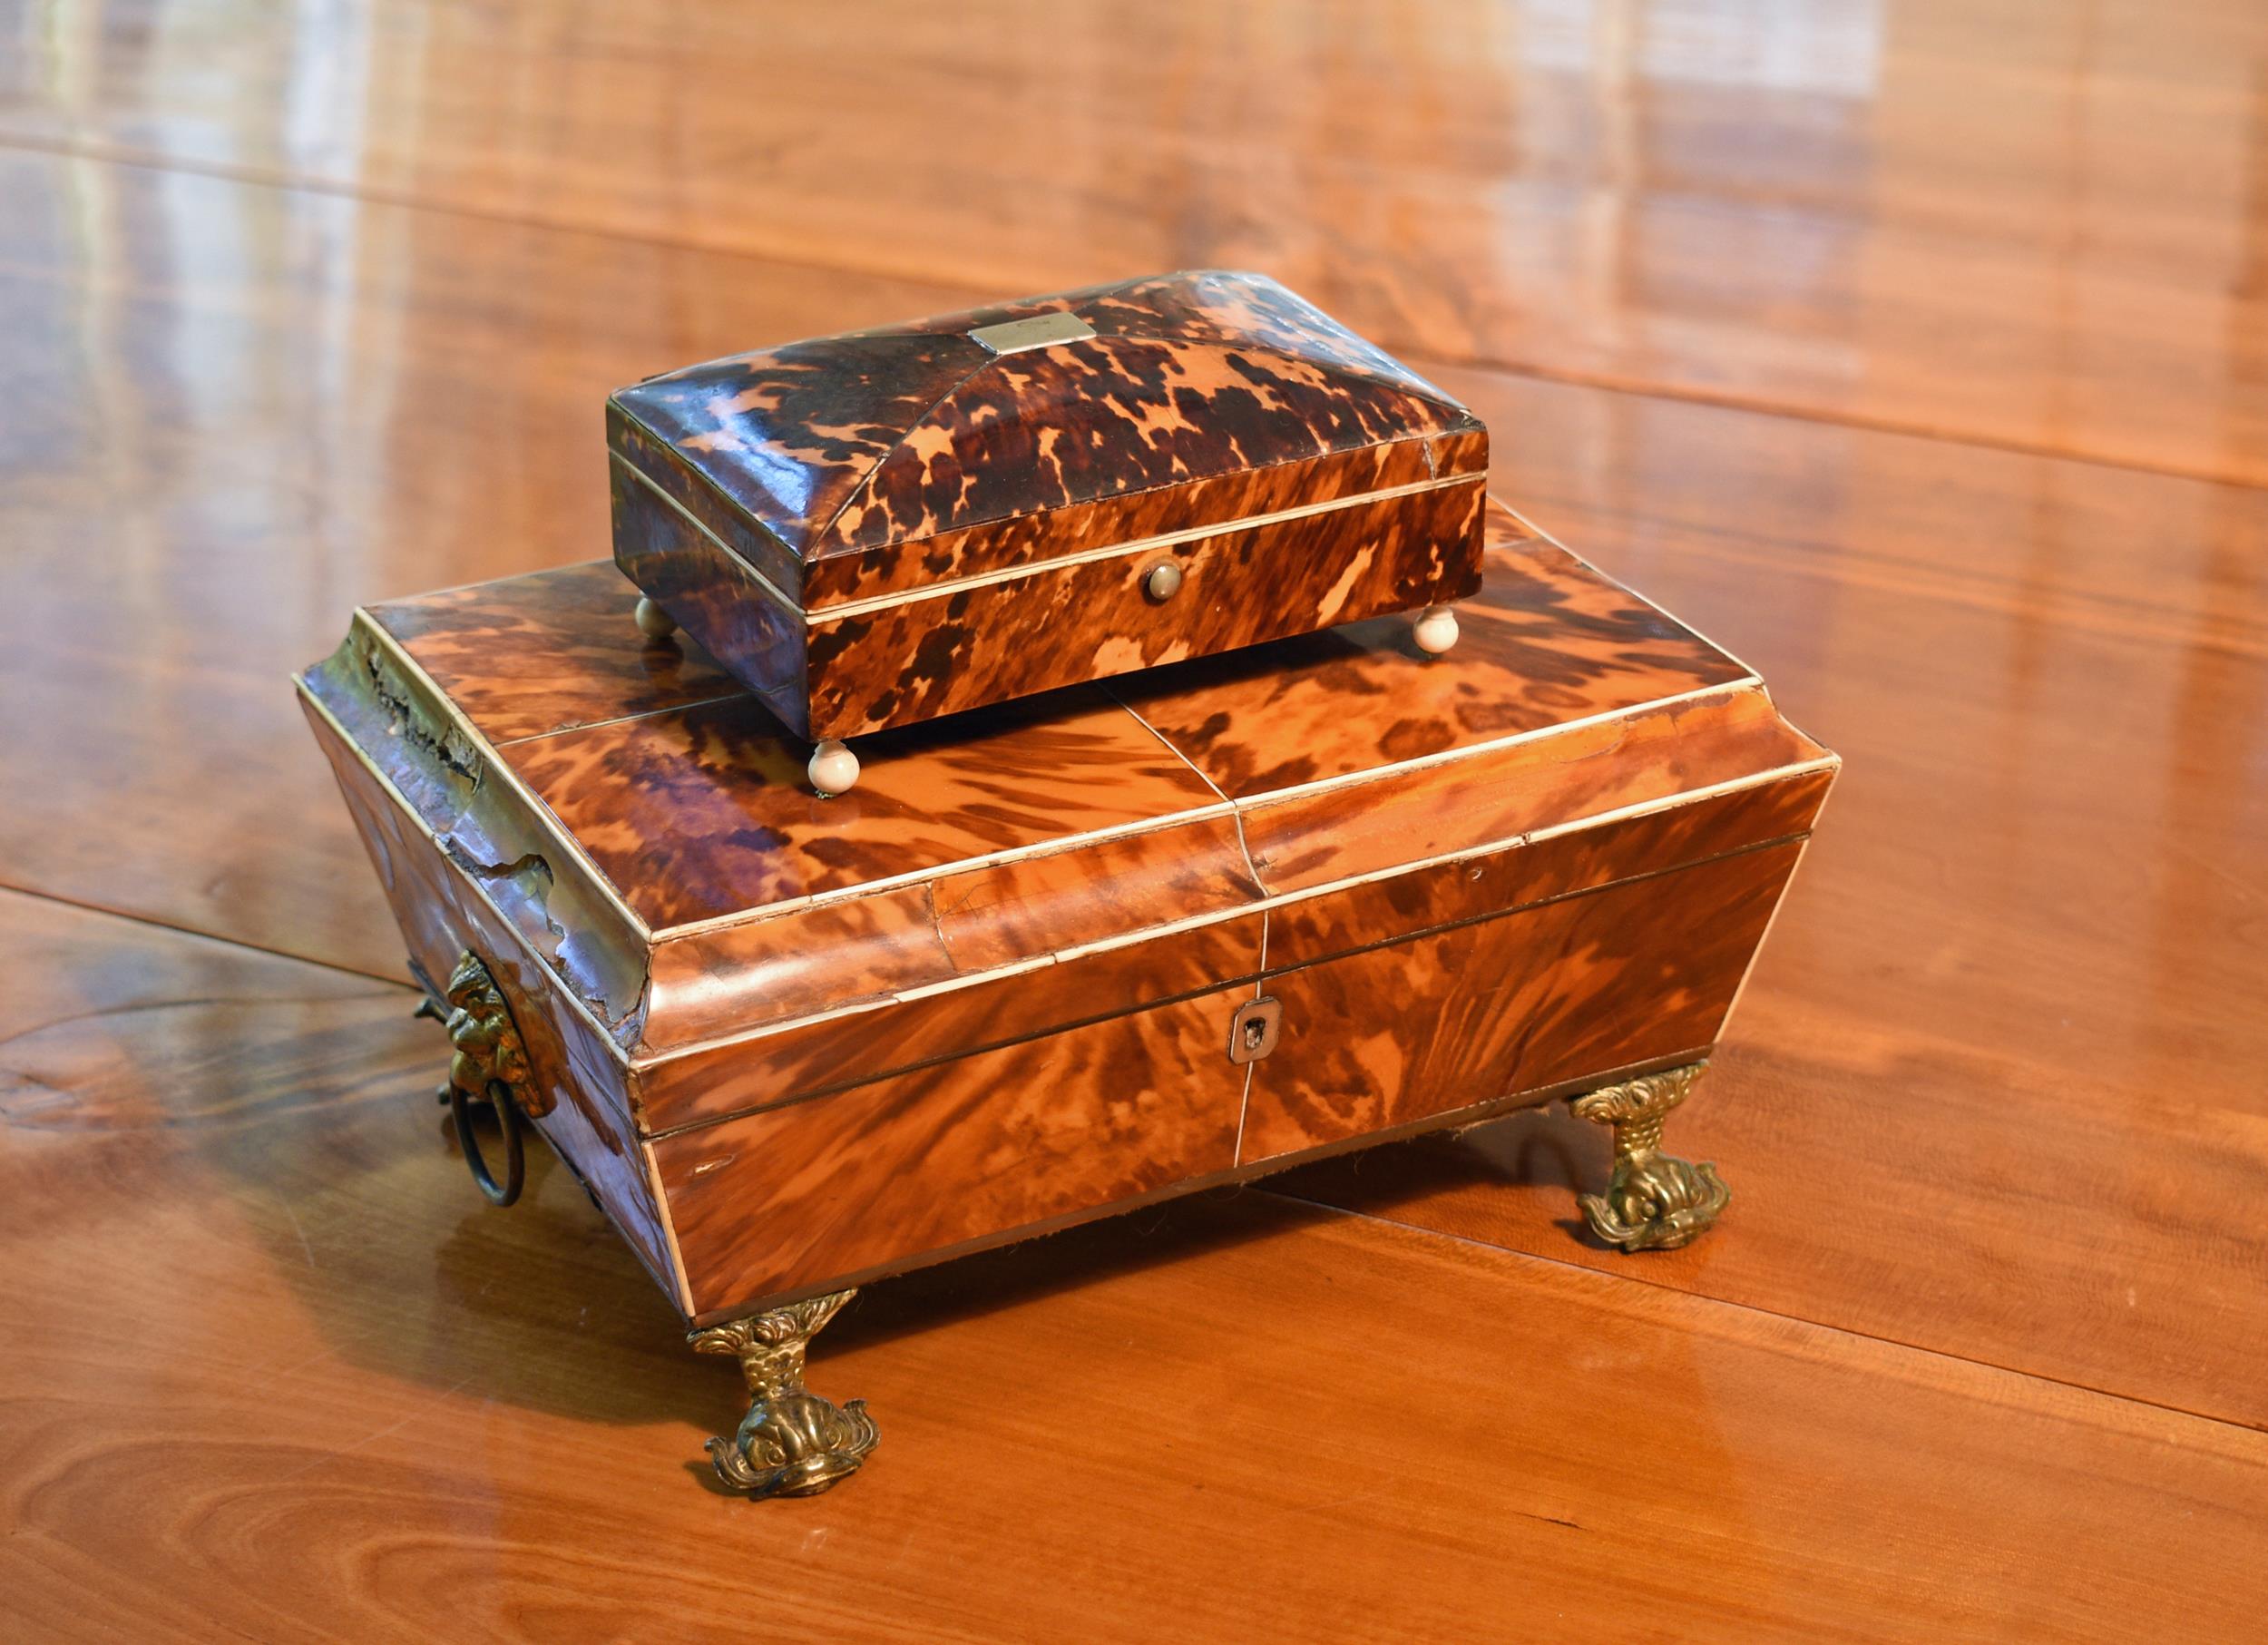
xmin=1570 ymin=1063 xmax=1728 ymax=1252
xmin=689 ymin=1289 xmax=876 ymax=1499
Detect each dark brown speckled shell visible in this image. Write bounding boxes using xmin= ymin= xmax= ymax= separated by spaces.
xmin=607 ymin=270 xmax=1489 ymax=739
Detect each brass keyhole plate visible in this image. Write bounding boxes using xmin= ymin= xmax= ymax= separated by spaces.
xmin=1227 ymin=995 xmax=1282 ymax=1064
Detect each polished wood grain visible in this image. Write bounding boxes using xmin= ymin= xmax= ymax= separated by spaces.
xmin=0 ymin=143 xmax=975 ymax=979
xmin=8 ymin=3 xmax=2268 ymax=1635
xmin=1273 ymin=372 xmax=2268 ymax=1432
xmin=1442 ymin=365 xmax=2268 ymax=656
xmin=6 ymin=887 xmax=2268 ymax=1641
xmin=16 ymin=112 xmax=2255 ymax=996
xmin=14 ymin=2 xmax=2268 ymax=483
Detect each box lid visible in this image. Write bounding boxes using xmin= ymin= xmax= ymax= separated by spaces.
xmin=606 ymin=269 xmax=1483 ymax=590
xmin=298 ymin=499 xmax=1834 ymax=1138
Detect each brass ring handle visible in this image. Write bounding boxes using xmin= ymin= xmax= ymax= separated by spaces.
xmin=448 ymin=1074 xmax=526 ymax=1206
xmin=425 ymin=948 xmax=552 ymax=1209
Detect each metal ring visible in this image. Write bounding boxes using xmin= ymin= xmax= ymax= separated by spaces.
xmin=448 ymin=1075 xmax=525 ymax=1207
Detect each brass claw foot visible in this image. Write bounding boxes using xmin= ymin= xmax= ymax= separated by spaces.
xmin=1571 ymin=1063 xmax=1729 ymax=1252
xmin=690 ymin=1289 xmax=876 ymax=1499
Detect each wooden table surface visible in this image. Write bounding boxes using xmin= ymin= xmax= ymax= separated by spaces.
xmin=4 ymin=3 xmax=2265 ymax=1640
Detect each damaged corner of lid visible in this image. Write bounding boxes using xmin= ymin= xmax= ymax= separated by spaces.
xmin=968 ymin=311 xmax=1096 ymax=357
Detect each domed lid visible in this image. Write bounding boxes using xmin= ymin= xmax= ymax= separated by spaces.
xmin=607 ymin=269 xmax=1482 ymax=569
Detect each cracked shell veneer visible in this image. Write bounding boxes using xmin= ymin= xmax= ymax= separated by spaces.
xmin=296 ymin=498 xmax=1835 ymax=1326
xmin=606 ymin=269 xmax=1489 ymax=739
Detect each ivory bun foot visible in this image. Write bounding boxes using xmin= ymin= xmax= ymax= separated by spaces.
xmin=633 ymin=597 xmax=679 ymax=640
xmin=1413 ymin=604 xmax=1460 ymax=655
xmin=807 ymin=739 xmax=861 ymax=797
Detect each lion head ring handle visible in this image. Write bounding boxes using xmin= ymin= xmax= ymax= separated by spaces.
xmin=422 ymin=950 xmax=552 ymax=1207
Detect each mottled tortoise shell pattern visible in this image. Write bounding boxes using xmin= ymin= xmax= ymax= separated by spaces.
xmin=608 ymin=269 xmax=1483 ymax=564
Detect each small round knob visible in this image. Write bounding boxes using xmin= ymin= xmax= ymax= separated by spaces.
xmin=634 ymin=597 xmax=679 ymax=640
xmin=1413 ymin=605 xmax=1460 ymax=655
xmin=1142 ymin=562 xmax=1184 ymax=602
xmin=807 ymin=739 xmax=861 ymax=797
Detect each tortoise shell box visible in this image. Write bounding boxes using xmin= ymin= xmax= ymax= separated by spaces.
xmin=297 ymin=275 xmax=1835 ymax=1499
xmin=605 ymin=270 xmax=1487 ymax=792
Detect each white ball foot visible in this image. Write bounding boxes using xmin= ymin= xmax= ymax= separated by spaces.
xmin=1413 ymin=604 xmax=1460 ymax=655
xmin=634 ymin=597 xmax=678 ymax=640
xmin=807 ymin=739 xmax=860 ymax=797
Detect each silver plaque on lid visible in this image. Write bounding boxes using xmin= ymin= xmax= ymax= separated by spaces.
xmin=967 ymin=311 xmax=1097 ymax=356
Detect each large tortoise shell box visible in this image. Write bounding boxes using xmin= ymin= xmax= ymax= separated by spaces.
xmin=296 ymin=272 xmax=1836 ymax=1502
